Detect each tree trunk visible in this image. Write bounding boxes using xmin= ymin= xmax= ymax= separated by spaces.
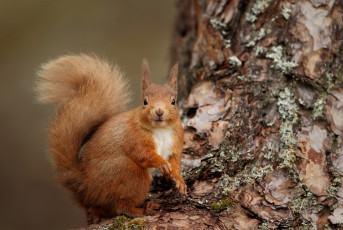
xmin=80 ymin=0 xmax=343 ymax=229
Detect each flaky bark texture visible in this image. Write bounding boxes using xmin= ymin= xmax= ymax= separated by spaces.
xmin=79 ymin=0 xmax=343 ymax=229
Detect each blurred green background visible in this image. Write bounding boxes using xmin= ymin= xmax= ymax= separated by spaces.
xmin=0 ymin=0 xmax=174 ymax=229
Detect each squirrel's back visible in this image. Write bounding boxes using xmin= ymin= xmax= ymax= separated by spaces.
xmin=36 ymin=54 xmax=131 ymax=192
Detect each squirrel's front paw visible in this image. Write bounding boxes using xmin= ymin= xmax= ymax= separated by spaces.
xmin=158 ymin=162 xmax=172 ymax=176
xmin=175 ymin=179 xmax=187 ymax=195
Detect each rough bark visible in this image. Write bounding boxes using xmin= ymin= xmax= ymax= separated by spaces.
xmin=78 ymin=0 xmax=343 ymax=229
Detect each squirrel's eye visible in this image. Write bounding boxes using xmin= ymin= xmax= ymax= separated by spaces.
xmin=144 ymin=99 xmax=148 ymax=105
xmin=171 ymin=99 xmax=176 ymax=105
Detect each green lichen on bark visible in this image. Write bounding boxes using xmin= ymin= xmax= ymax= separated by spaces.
xmin=327 ymin=173 xmax=342 ymax=198
xmin=290 ymin=191 xmax=317 ymax=214
xmin=90 ymin=216 xmax=146 ymax=230
xmin=210 ymin=199 xmax=235 ymax=213
xmin=125 ymin=219 xmax=146 ymax=230
xmin=298 ymin=217 xmax=316 ymax=230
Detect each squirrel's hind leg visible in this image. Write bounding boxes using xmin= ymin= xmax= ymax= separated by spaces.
xmin=115 ymin=199 xmax=145 ymax=217
xmin=86 ymin=207 xmax=102 ymax=225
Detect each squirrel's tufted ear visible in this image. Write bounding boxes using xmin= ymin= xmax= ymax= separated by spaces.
xmin=168 ymin=63 xmax=178 ymax=93
xmin=141 ymin=59 xmax=151 ymax=93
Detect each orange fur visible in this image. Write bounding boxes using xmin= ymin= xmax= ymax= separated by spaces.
xmin=36 ymin=54 xmax=186 ymax=224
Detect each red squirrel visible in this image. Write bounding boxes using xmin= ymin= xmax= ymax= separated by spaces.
xmin=36 ymin=54 xmax=187 ymax=224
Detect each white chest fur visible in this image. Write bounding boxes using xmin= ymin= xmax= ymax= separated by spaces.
xmin=152 ymin=128 xmax=174 ymax=160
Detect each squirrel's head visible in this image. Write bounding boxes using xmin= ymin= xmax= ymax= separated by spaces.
xmin=139 ymin=59 xmax=179 ymax=128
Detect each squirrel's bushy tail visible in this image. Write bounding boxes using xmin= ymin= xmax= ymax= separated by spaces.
xmin=36 ymin=54 xmax=131 ymax=192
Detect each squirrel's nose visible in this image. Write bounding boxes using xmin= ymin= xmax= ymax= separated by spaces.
xmin=155 ymin=109 xmax=164 ymax=117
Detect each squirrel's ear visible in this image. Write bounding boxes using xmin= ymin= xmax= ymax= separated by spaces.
xmin=141 ymin=59 xmax=151 ymax=92
xmin=168 ymin=63 xmax=178 ymax=92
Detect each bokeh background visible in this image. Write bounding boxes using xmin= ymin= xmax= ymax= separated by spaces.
xmin=0 ymin=1 xmax=174 ymax=229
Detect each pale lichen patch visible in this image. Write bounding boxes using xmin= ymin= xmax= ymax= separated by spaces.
xmin=246 ymin=28 xmax=266 ymax=47
xmin=290 ymin=191 xmax=317 ymax=214
xmin=277 ymin=88 xmax=299 ymax=174
xmin=277 ymin=87 xmax=298 ymax=122
xmin=266 ymin=46 xmax=298 ymax=74
xmin=327 ymin=173 xmax=342 ymax=198
xmin=281 ymin=6 xmax=292 ymax=20
xmin=228 ymin=56 xmax=242 ymax=67
xmin=312 ymin=95 xmax=327 ymax=120
xmin=209 ymin=18 xmax=227 ymax=32
xmin=245 ymin=0 xmax=273 ymax=23
xmin=246 ymin=13 xmax=257 ymax=23
xmin=251 ymin=0 xmax=273 ymax=16
xmin=255 ymin=46 xmax=264 ymax=56
xmin=261 ymin=142 xmax=274 ymax=160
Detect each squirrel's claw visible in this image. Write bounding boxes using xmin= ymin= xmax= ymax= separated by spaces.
xmin=159 ymin=162 xmax=172 ymax=176
xmin=176 ymin=179 xmax=187 ymax=195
